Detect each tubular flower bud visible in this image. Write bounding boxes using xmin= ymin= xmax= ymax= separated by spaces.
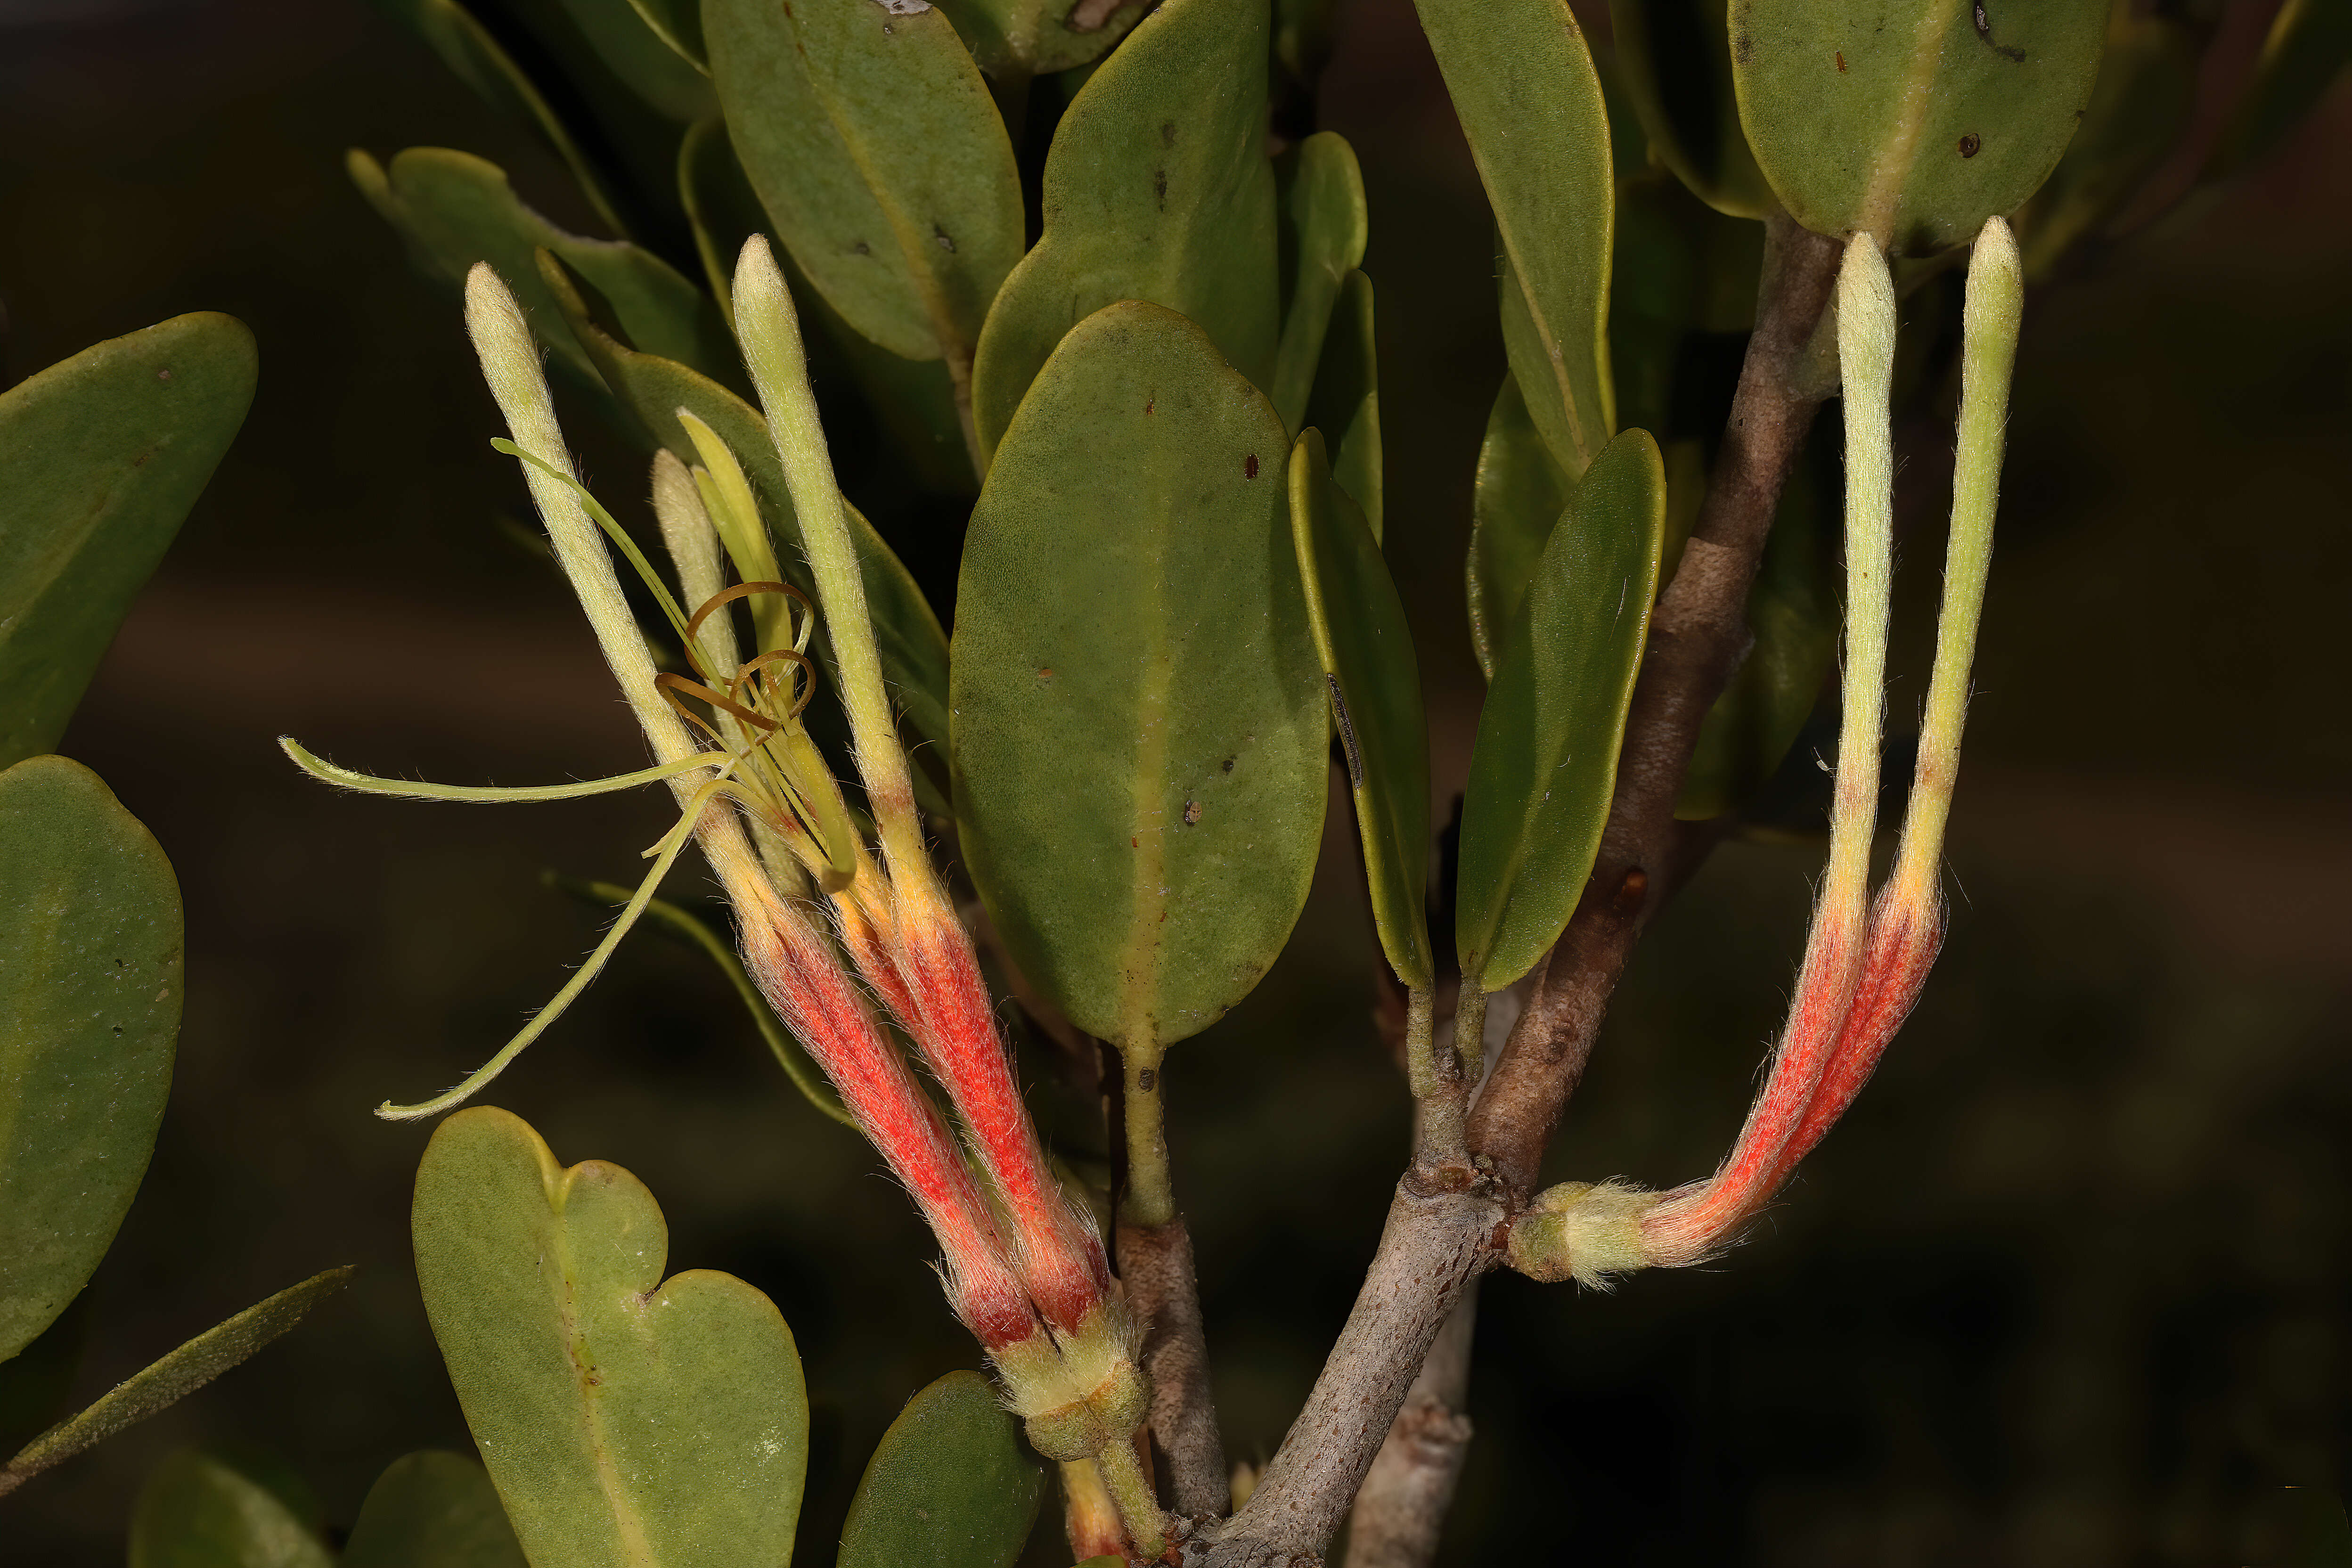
xmin=1517 ymin=221 xmax=2022 ymax=1285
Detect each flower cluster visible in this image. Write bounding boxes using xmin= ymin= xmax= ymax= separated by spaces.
xmin=287 ymin=246 xmax=1165 ymax=1556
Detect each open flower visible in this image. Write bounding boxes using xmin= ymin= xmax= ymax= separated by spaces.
xmin=285 ymin=248 xmax=1166 ymax=1557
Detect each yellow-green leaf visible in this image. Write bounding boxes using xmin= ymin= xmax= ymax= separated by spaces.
xmin=837 ymin=1372 xmax=1045 ymax=1568
xmin=1456 ymin=429 xmax=1665 ymax=992
xmin=412 ymin=1107 xmax=808 ymax=1568
xmin=127 ymin=1449 xmax=333 ymax=1568
xmin=954 ymin=302 xmax=1326 ymax=1056
xmin=971 ymin=0 xmax=1280 ymax=457
xmin=1290 ymin=432 xmax=1431 ymax=989
xmin=1272 ymin=132 xmax=1369 ymax=435
xmin=343 ymin=1451 xmax=528 ymax=1568
xmin=1610 ymin=0 xmax=1775 ymax=216
xmin=1302 ymin=269 xmax=1383 ymax=540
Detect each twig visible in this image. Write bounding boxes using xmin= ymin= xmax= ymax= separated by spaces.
xmin=1338 ymin=1281 xmax=1479 ymax=1568
xmin=1195 ymin=214 xmax=1843 ymax=1567
xmin=1119 ymin=1217 xmax=1233 ymax=1518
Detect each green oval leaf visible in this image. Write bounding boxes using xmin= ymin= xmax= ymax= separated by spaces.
xmin=706 ymin=0 xmax=1023 ymax=370
xmin=1 ymin=1269 xmax=353 ymax=1499
xmin=1675 ymin=450 xmax=1836 ymax=819
xmin=837 ymin=1372 xmax=1045 ymax=1568
xmin=1729 ymin=0 xmax=2106 ymax=255
xmin=1290 ymin=432 xmax=1431 ymax=989
xmin=1465 ymin=371 xmax=1568 ymax=680
xmin=368 ymin=0 xmax=630 ymax=234
xmin=350 ymin=147 xmax=735 ymax=389
xmin=953 ymin=302 xmax=1326 ymax=1055
xmin=1611 ymin=0 xmax=1774 ymax=217
xmin=1415 ymin=0 xmax=1616 ymax=476
xmin=932 ymin=0 xmax=1150 ymax=77
xmin=413 ymin=1106 xmax=808 ymax=1568
xmin=971 ymin=0 xmax=1279 ymax=457
xmin=0 ymin=316 xmax=255 ymax=769
xmin=1302 ymin=269 xmax=1383 ymax=541
xmin=1272 ymin=131 xmax=1369 ymax=435
xmin=539 ymin=257 xmax=954 ymax=771
xmin=344 ymin=1452 xmax=528 ymax=1568
xmin=128 ymin=1450 xmax=333 ymax=1568
xmin=0 ymin=757 xmax=181 ymax=1359
xmin=2019 ymin=9 xmax=2196 ymax=278
xmin=1456 ymin=428 xmax=1665 ymax=992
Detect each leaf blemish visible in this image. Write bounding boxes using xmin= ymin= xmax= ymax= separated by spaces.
xmin=1244 ymin=454 xmax=1259 ymax=479
xmin=1153 ymin=169 xmax=1168 ymax=210
xmin=1959 ymin=132 xmax=1982 ymax=158
xmin=1160 ymin=121 xmax=1176 ymax=148
xmin=1183 ymin=799 xmax=1202 ymax=825
xmin=1835 ymin=50 xmax=1846 ymax=72
xmin=933 ymin=223 xmax=956 ymax=253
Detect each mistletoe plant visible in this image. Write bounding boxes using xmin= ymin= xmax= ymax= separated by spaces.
xmin=2 ymin=0 xmax=2343 ymax=1562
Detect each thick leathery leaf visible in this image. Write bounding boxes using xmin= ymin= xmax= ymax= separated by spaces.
xmin=1611 ymin=0 xmax=1774 ymax=215
xmin=1456 ymin=429 xmax=1665 ymax=992
xmin=932 ymin=0 xmax=1150 ymax=77
xmin=1290 ymin=433 xmax=1431 ymax=989
xmin=2019 ymin=9 xmax=2196 ymax=278
xmin=1729 ymin=0 xmax=2106 ymax=255
xmin=127 ymin=1450 xmax=333 ymax=1568
xmin=705 ymin=0 xmax=1022 ymax=369
xmin=367 ymin=0 xmax=629 ymax=234
xmin=2205 ymin=0 xmax=2352 ymax=182
xmin=837 ymin=1372 xmax=1045 ymax=1568
xmin=953 ymin=302 xmax=1326 ymax=1055
xmin=678 ymin=116 xmax=975 ymax=491
xmin=0 ymin=1269 xmax=353 ymax=1497
xmin=0 ymin=758 xmax=181 ymax=1359
xmin=540 ymin=257 xmax=953 ymax=765
xmin=1416 ymin=0 xmax=1616 ymax=476
xmin=413 ymin=1107 xmax=808 ymax=1568
xmin=1675 ymin=450 xmax=1837 ymax=818
xmin=343 ymin=1452 xmax=528 ymax=1568
xmin=350 ymin=147 xmax=734 ymax=387
xmin=0 ymin=316 xmax=254 ymax=769
xmin=552 ymin=0 xmax=714 ymax=119
xmin=1272 ymin=132 xmax=1369 ymax=434
xmin=970 ymin=0 xmax=1279 ymax=457
xmin=1465 ymin=372 xmax=1568 ymax=679
xmin=1302 ymin=269 xmax=1382 ymax=540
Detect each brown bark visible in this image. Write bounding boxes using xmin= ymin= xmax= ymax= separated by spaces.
xmin=1120 ymin=1215 xmax=1232 ymax=1519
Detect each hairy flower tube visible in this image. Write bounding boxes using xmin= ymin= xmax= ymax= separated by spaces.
xmin=1510 ymin=219 xmax=2024 ymax=1290
xmin=282 ymin=258 xmax=1165 ymax=1556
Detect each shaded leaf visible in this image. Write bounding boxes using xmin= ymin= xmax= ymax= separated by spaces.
xmin=0 ymin=316 xmax=255 ymax=769
xmin=706 ymin=0 xmax=1022 ymax=372
xmin=1 ymin=1270 xmax=354 ymax=1498
xmin=126 ymin=1449 xmax=333 ymax=1568
xmin=932 ymin=0 xmax=1151 ymax=78
xmin=1272 ymin=132 xmax=1369 ymax=434
xmin=343 ymin=1451 xmax=528 ymax=1568
xmin=551 ymin=0 xmax=714 ymax=119
xmin=413 ymin=1107 xmax=808 ymax=1568
xmin=1416 ymin=0 xmax=1616 ymax=475
xmin=1465 ymin=372 xmax=1568 ymax=680
xmin=625 ymin=0 xmax=705 ymax=69
xmin=539 ymin=254 xmax=954 ymax=773
xmin=1611 ymin=0 xmax=1774 ymax=216
xmin=349 ymin=147 xmax=735 ymax=388
xmin=2019 ymin=9 xmax=2197 ymax=278
xmin=953 ymin=302 xmax=1326 ymax=1057
xmin=1302 ymin=269 xmax=1383 ymax=540
xmin=365 ymin=0 xmax=630 ymax=234
xmin=1729 ymin=0 xmax=2106 ymax=255
xmin=2205 ymin=0 xmax=2352 ymax=182
xmin=1290 ymin=431 xmax=1431 ymax=989
xmin=837 ymin=1371 xmax=1045 ymax=1568
xmin=1456 ymin=429 xmax=1665 ymax=992
xmin=0 ymin=757 xmax=182 ymax=1359
xmin=971 ymin=0 xmax=1279 ymax=456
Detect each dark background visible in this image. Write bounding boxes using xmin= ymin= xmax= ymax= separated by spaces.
xmin=3 ymin=0 xmax=2349 ymax=1562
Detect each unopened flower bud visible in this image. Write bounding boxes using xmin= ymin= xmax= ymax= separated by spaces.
xmin=1506 ymin=1180 xmax=1661 ymax=1287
